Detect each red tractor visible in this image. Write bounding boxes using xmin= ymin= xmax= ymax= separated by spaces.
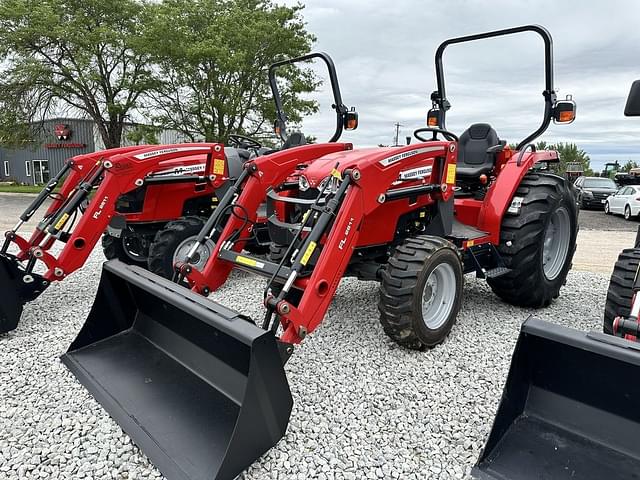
xmin=63 ymin=28 xmax=578 ymax=480
xmin=0 ymin=53 xmax=355 ymax=335
xmin=472 ymin=80 xmax=640 ymax=480
xmin=604 ymin=80 xmax=640 ymax=340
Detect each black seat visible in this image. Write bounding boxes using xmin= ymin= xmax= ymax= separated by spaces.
xmin=281 ymin=131 xmax=307 ymax=150
xmin=457 ymin=123 xmax=500 ymax=179
xmin=224 ymin=147 xmax=251 ymax=179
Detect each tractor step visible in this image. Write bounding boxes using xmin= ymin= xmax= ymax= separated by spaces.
xmin=218 ymin=248 xmax=292 ymax=282
xmin=485 ymin=266 xmax=511 ymax=278
xmin=449 ymin=219 xmax=488 ymax=242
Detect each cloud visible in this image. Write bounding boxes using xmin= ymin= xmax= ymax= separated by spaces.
xmin=278 ymin=0 xmax=640 ymax=169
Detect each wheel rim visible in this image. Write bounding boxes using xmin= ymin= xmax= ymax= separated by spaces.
xmin=173 ymin=236 xmax=215 ymax=271
xmin=626 ymin=206 xmax=631 ymax=219
xmin=542 ymin=207 xmax=571 ymax=281
xmin=122 ymin=233 xmax=148 ymax=263
xmin=421 ymin=263 xmax=457 ymax=330
xmin=605 ymin=203 xmax=609 ymax=213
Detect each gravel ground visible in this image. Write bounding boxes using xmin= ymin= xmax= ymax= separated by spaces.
xmin=0 ymin=246 xmax=607 ymax=480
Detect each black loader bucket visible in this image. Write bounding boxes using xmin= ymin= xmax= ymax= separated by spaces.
xmin=0 ymin=254 xmax=23 ymax=333
xmin=473 ymin=317 xmax=640 ymax=480
xmin=61 ymin=260 xmax=293 ymax=480
xmin=0 ymin=253 xmax=48 ymax=334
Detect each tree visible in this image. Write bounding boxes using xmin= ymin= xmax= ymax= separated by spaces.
xmin=141 ymin=0 xmax=318 ymax=144
xmin=126 ymin=124 xmax=160 ymax=145
xmin=549 ymin=142 xmax=592 ymax=176
xmin=623 ymin=160 xmax=639 ymax=172
xmin=0 ymin=0 xmax=158 ymax=149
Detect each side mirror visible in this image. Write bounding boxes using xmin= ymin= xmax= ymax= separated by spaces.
xmin=343 ymin=108 xmax=358 ymax=131
xmin=625 ymin=80 xmax=640 ymax=116
xmin=553 ymin=95 xmax=576 ymax=124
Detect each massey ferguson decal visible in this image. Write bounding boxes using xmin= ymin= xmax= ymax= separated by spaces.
xmin=378 ymin=146 xmax=444 ymax=167
xmin=398 ymin=165 xmax=433 ymax=181
xmin=133 ymin=146 xmax=211 ymax=160
xmin=153 ymin=163 xmax=207 ymax=176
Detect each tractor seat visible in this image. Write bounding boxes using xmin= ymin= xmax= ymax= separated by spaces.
xmin=457 ymin=123 xmax=500 ymax=179
xmin=224 ymin=147 xmax=252 ymax=179
xmin=282 ymin=131 xmax=307 ymax=150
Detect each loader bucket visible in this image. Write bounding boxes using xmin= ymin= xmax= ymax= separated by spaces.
xmin=61 ymin=260 xmax=293 ymax=480
xmin=473 ymin=317 xmax=640 ymax=480
xmin=0 ymin=254 xmax=24 ymax=334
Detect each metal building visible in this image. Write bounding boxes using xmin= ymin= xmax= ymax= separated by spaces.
xmin=0 ymin=118 xmax=193 ymax=185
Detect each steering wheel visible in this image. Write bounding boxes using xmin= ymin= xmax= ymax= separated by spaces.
xmin=228 ymin=133 xmax=262 ymax=150
xmin=413 ymin=127 xmax=459 ymax=143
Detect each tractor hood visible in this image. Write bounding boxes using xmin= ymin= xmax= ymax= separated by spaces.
xmin=299 ymin=145 xmax=445 ymax=188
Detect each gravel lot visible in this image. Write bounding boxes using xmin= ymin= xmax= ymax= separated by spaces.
xmin=0 ymin=242 xmax=607 ymax=480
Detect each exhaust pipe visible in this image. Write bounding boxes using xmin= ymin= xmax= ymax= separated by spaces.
xmin=61 ymin=260 xmax=292 ymax=480
xmin=473 ymin=317 xmax=640 ymax=480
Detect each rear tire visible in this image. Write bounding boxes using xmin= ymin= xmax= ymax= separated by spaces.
xmin=378 ymin=236 xmax=463 ymax=350
xmin=604 ymin=248 xmax=640 ymax=334
xmin=487 ymin=172 xmax=578 ymax=308
xmin=148 ymin=216 xmax=211 ymax=279
xmin=102 ymin=232 xmax=148 ymax=267
xmin=625 ymin=205 xmax=633 ymax=221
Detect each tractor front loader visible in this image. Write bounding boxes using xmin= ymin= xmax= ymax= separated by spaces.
xmin=62 ymin=33 xmax=579 ymax=480
xmin=0 ymin=143 xmax=239 ymax=334
xmin=473 ymin=83 xmax=640 ymax=479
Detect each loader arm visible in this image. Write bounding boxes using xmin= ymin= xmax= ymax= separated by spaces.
xmin=36 ymin=144 xmax=224 ymax=282
xmin=13 ymin=146 xmax=151 ymax=258
xmin=183 ymin=143 xmax=354 ymax=293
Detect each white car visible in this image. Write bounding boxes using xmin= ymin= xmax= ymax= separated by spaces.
xmin=605 ymin=185 xmax=640 ymax=220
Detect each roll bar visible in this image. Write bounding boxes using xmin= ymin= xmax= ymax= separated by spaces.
xmin=432 ymin=25 xmax=558 ymax=149
xmin=268 ymin=52 xmax=357 ymax=143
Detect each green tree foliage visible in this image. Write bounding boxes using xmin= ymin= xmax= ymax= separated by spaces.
xmin=549 ymin=142 xmax=592 ymax=176
xmin=623 ymin=160 xmax=639 ymax=172
xmin=507 ymin=140 xmax=592 ymax=175
xmin=126 ymin=124 xmax=160 ymax=145
xmin=0 ymin=0 xmax=158 ymax=149
xmin=141 ymin=0 xmax=318 ymax=143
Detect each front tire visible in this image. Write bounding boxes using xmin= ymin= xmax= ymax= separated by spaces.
xmin=487 ymin=172 xmax=578 ymax=307
xmin=148 ymin=216 xmax=213 ymax=279
xmin=604 ymin=202 xmax=611 ymax=215
xmin=604 ymin=248 xmax=640 ymax=334
xmin=378 ymin=236 xmax=463 ymax=350
xmin=102 ymin=231 xmax=148 ymax=267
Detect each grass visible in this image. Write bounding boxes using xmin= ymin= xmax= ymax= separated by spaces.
xmin=0 ymin=183 xmax=48 ymax=194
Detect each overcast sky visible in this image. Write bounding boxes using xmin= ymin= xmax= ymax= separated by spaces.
xmin=279 ymin=0 xmax=640 ymax=171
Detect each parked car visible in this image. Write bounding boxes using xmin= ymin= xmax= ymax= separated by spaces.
xmin=574 ymin=176 xmax=618 ymax=209
xmin=605 ymin=185 xmax=640 ymax=220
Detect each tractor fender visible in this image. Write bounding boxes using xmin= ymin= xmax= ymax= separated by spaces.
xmin=477 ymin=150 xmax=558 ymax=242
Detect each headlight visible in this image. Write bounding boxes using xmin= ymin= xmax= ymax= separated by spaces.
xmin=583 ymin=191 xmax=594 ymax=198
xmin=298 ymin=175 xmax=310 ymax=191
